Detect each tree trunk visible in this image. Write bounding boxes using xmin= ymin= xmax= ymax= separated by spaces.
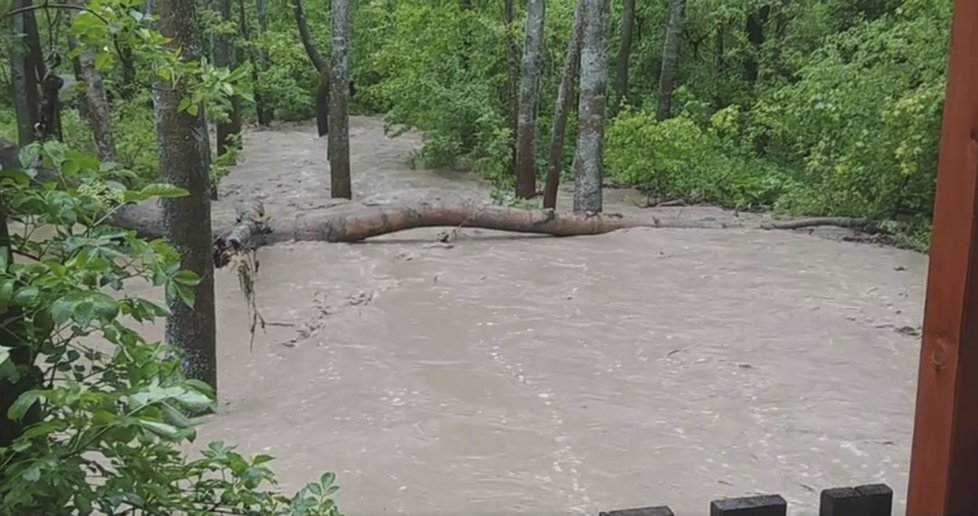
xmin=293 ymin=0 xmax=328 ymax=72
xmin=292 ymin=0 xmax=329 ymax=137
xmin=22 ymin=6 xmax=46 ymax=94
xmin=0 ymin=193 xmax=41 ymax=448
xmin=250 ymin=0 xmax=273 ymax=126
xmin=153 ymin=0 xmax=218 ymax=392
xmin=208 ymin=200 xmax=683 ymax=247
xmin=611 ymin=0 xmax=634 ymax=115
xmin=504 ymin=0 xmax=519 ymax=181
xmin=37 ymin=71 xmax=64 ymax=141
xmin=67 ymin=36 xmax=89 ymax=118
xmin=572 ymin=0 xmax=609 ymax=214
xmin=514 ymin=0 xmax=546 ymax=199
xmin=656 ymin=0 xmax=685 ymax=121
xmin=317 ymin=68 xmax=329 ymax=137
xmin=542 ymin=0 xmax=584 ymax=210
xmin=214 ymin=0 xmax=242 ymax=158
xmin=7 ymin=0 xmax=40 ymax=146
xmin=71 ymin=0 xmax=117 ymax=161
xmin=743 ymin=5 xmax=769 ymax=84
xmin=329 ymin=0 xmax=352 ymax=198
xmin=255 ymin=0 xmax=274 ymax=127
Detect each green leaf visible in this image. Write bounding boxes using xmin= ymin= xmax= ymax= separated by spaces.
xmin=22 ymin=464 xmax=41 ymax=482
xmin=0 ymin=279 xmax=14 ymax=309
xmin=172 ymin=270 xmax=200 ymax=286
xmin=18 ymin=143 xmax=41 ymax=168
xmin=8 ymin=390 xmax=41 ymax=422
xmin=141 ymin=183 xmax=190 ymax=199
xmin=13 ymin=287 xmax=39 ymax=306
xmin=0 ymin=345 xmax=9 ymax=367
xmin=50 ymin=298 xmax=74 ymax=325
xmin=136 ymin=419 xmax=181 ymax=439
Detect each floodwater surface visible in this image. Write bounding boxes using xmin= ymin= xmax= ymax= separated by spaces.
xmin=136 ymin=117 xmax=924 ymax=515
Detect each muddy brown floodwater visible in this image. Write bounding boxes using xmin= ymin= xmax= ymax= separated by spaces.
xmin=132 ymin=116 xmax=926 ymax=515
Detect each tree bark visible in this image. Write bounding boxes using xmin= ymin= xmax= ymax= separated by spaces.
xmin=22 ymin=5 xmax=46 ymax=97
xmin=293 ymin=0 xmax=327 ymax=72
xmin=210 ymin=200 xmax=684 ymax=248
xmin=317 ymin=68 xmax=329 ymax=137
xmin=656 ymin=0 xmax=685 ymax=121
xmin=611 ymin=0 xmax=634 ymax=115
xmin=67 ymin=36 xmax=89 ymax=118
xmin=70 ymin=0 xmax=117 ymax=162
xmin=7 ymin=0 xmax=40 ymax=147
xmin=0 ymin=198 xmax=41 ymax=449
xmin=503 ymin=0 xmax=519 ymax=181
xmin=250 ymin=0 xmax=273 ymax=126
xmin=329 ymin=0 xmax=352 ymax=198
xmin=572 ymin=0 xmax=609 ymax=214
xmin=153 ymin=0 xmax=218 ymax=392
xmin=542 ymin=0 xmax=584 ymax=210
xmin=214 ymin=0 xmax=242 ymax=158
xmin=36 ymin=70 xmax=64 ymax=141
xmin=514 ymin=0 xmax=546 ymax=199
xmin=255 ymin=0 xmax=274 ymax=127
xmin=743 ymin=4 xmax=769 ymax=84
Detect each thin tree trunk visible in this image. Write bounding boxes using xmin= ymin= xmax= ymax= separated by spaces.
xmin=253 ymin=0 xmax=273 ymax=126
xmin=22 ymin=6 xmax=46 ymax=92
xmin=656 ymin=0 xmax=685 ymax=121
xmin=37 ymin=70 xmax=64 ymax=141
xmin=70 ymin=0 xmax=117 ymax=161
xmin=328 ymin=0 xmax=352 ymax=198
xmin=7 ymin=0 xmax=40 ymax=146
xmin=214 ymin=0 xmax=242 ymax=158
xmin=611 ymin=0 xmax=634 ymax=115
xmin=67 ymin=36 xmax=89 ymax=118
xmin=504 ymin=0 xmax=519 ymax=181
xmin=293 ymin=0 xmax=327 ymax=72
xmin=292 ymin=0 xmax=329 ymax=137
xmin=514 ymin=0 xmax=546 ymax=199
xmin=572 ymin=0 xmax=609 ymax=214
xmin=317 ymin=68 xmax=329 ymax=137
xmin=0 ymin=146 xmax=42 ymax=447
xmin=743 ymin=5 xmax=769 ymax=84
xmin=542 ymin=0 xmax=584 ymax=210
xmin=153 ymin=0 xmax=218 ymax=392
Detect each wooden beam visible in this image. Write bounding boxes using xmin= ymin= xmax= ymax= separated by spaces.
xmin=906 ymin=1 xmax=978 ymax=514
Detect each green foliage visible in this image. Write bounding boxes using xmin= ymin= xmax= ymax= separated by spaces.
xmin=0 ymin=1 xmax=345 ymax=511
xmin=603 ymin=0 xmax=947 ymax=246
xmin=257 ymin=31 xmax=318 ymax=121
xmin=0 ymin=142 xmax=342 ymax=515
xmin=606 ymin=107 xmax=786 ymax=210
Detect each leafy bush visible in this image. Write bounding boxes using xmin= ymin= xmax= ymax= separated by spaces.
xmin=606 ymin=107 xmax=786 ymax=209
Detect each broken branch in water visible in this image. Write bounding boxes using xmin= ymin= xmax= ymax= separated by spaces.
xmin=759 ymin=217 xmax=878 ymax=232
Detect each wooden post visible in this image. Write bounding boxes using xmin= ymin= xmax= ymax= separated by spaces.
xmin=710 ymin=494 xmax=786 ymax=516
xmin=906 ymin=0 xmax=978 ymax=514
xmin=819 ymin=485 xmax=892 ymax=516
xmin=598 ymin=507 xmax=674 ymax=516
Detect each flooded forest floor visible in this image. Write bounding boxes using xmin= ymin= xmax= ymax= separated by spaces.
xmin=142 ymin=116 xmax=925 ymax=514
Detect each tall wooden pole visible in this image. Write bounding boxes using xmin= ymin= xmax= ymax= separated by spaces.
xmin=906 ymin=1 xmax=978 ymax=514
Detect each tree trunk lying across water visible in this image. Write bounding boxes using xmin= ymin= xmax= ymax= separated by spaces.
xmin=203 ymin=199 xmax=743 ymax=244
